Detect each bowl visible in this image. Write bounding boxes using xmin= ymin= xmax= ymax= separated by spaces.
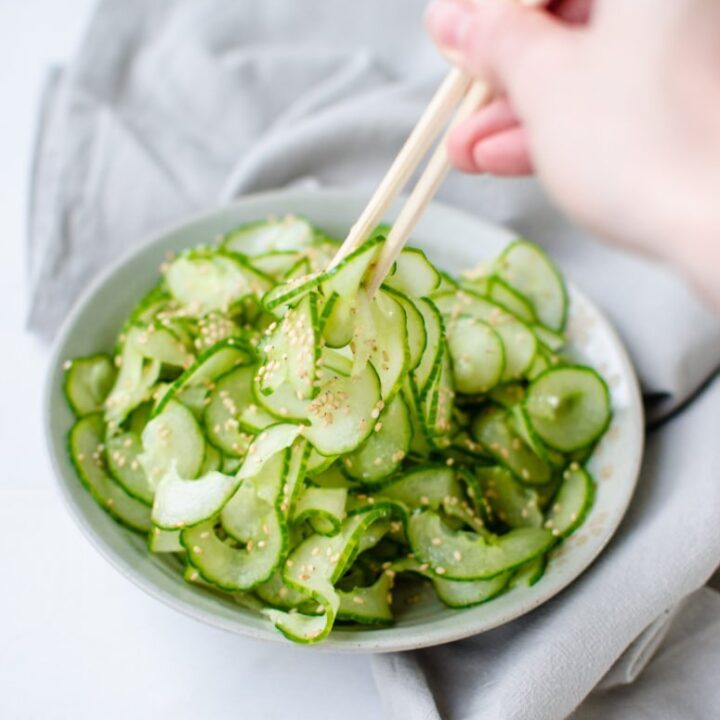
xmin=45 ymin=188 xmax=644 ymax=652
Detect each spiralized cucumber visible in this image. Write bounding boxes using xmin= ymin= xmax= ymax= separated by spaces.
xmin=62 ymin=217 xmax=612 ymax=644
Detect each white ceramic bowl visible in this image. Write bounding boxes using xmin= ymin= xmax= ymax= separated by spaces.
xmin=45 ymin=188 xmax=644 ymax=652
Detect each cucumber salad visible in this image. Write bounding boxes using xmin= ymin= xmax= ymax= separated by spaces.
xmin=63 ymin=216 xmax=611 ymax=643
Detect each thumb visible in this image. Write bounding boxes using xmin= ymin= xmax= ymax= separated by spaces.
xmin=425 ymin=0 xmax=577 ymax=117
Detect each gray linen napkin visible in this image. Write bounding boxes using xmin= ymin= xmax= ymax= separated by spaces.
xmin=30 ymin=1 xmax=720 ymax=717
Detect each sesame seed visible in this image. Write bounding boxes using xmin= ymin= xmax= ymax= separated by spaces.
xmin=435 ymin=567 xmax=446 ymax=575
xmin=453 ymin=551 xmax=462 ymax=561
xmin=352 ymin=596 xmax=364 ymax=605
xmin=431 ymin=537 xmax=442 ymax=546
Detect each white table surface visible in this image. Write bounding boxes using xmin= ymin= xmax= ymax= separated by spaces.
xmin=0 ymin=2 xmax=382 ymax=717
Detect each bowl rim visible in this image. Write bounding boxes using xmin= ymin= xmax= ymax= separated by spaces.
xmin=44 ymin=187 xmax=645 ymax=652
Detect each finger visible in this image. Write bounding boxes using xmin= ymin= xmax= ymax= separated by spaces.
xmin=549 ymin=0 xmax=593 ymax=23
xmin=450 ymin=122 xmax=533 ymax=176
xmin=446 ymin=98 xmax=521 ymax=172
xmin=425 ymin=0 xmax=577 ymax=116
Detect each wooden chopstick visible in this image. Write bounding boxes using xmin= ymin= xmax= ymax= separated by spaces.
xmin=330 ymin=0 xmax=549 ymax=290
xmin=365 ymin=80 xmax=490 ymax=296
xmin=328 ymin=67 xmax=472 ymax=269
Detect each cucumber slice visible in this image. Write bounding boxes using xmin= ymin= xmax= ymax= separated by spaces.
xmin=385 ymin=247 xmax=440 ymax=297
xmin=69 ymin=414 xmax=152 ymax=533
xmin=412 ymin=297 xmax=444 ymax=396
xmin=175 ymin=384 xmax=209 ymax=421
xmin=222 ymin=217 xmax=316 ymax=255
xmin=263 ymin=505 xmax=393 ymax=643
xmin=527 ymin=351 xmax=550 ymax=380
xmin=533 ymin=324 xmax=565 ymax=352
xmin=105 ymin=343 xmax=161 ymax=426
xmin=152 ymin=465 xmax=239 ymax=530
xmin=124 ymin=285 xmax=171 ymax=331
xmin=487 ymin=277 xmax=536 ymax=324
xmin=205 ymin=367 xmax=271 ymax=456
xmin=383 ymin=286 xmax=427 ymax=371
xmin=166 ymin=251 xmax=253 ymax=315
xmin=306 ymin=450 xmax=339 ymax=478
xmin=320 ymin=347 xmax=353 ymax=377
xmin=309 ymin=464 xmax=352 ymax=489
xmin=278 ymin=438 xmax=311 ymax=519
xmin=63 ymin=354 xmax=117 ymax=417
xmin=368 ymin=290 xmax=409 ymax=400
xmin=154 ymin=338 xmax=253 ymax=416
xmin=221 ymin=454 xmax=243 ymax=474
xmin=489 ymin=383 xmax=525 ymax=409
xmin=184 ymin=451 xmax=288 ymax=591
xmin=342 ymin=394 xmax=411 ymax=484
xmin=392 ymin=558 xmax=511 ymax=609
xmin=199 ymin=444 xmax=222 ymax=474
xmin=106 ymin=432 xmax=153 ymax=506
xmin=249 ymin=250 xmax=305 ymax=278
xmin=475 ymin=466 xmax=543 ymax=529
xmin=126 ymin=324 xmax=193 ymax=368
xmin=408 ymin=511 xmax=554 ymax=580
xmin=446 ymin=316 xmax=505 ymax=394
xmin=544 ymin=465 xmax=595 ymax=537
xmin=337 ymin=571 xmax=394 ymax=624
xmin=472 ymin=407 xmax=552 ymax=485
xmin=194 ymin=312 xmax=243 ymax=353
xmin=139 ymin=400 xmax=205 ymax=488
xmin=434 ymin=290 xmax=537 ymax=381
xmin=238 ymin=423 xmax=302 ymax=480
xmin=321 ymin=236 xmax=382 ymax=300
xmin=262 ymin=236 xmax=380 ymax=312
xmin=204 ymin=380 xmax=258 ymax=457
xmin=320 ymin=293 xmax=354 ymax=348
xmin=509 ymin=405 xmax=566 ymax=468
xmin=282 ymin=256 xmax=311 ymax=281
xmin=293 ymin=487 xmax=348 ymax=536
xmin=525 ymin=366 xmax=611 ymax=452
xmin=511 ymin=555 xmax=547 ymax=588
xmin=149 ymin=527 xmax=183 ymax=553
xmin=256 ymin=569 xmax=312 ymax=610
xmin=286 ymin=293 xmax=320 ymax=401
xmin=494 ymin=240 xmax=568 ymax=331
xmin=423 ymin=347 xmax=454 ymax=443
xmin=304 ymin=363 xmax=382 ymax=456
xmin=376 ymin=466 xmax=462 ymax=510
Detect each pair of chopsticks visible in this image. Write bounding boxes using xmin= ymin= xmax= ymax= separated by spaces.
xmin=328 ymin=68 xmax=489 ymax=295
xmin=329 ymin=0 xmax=546 ymax=295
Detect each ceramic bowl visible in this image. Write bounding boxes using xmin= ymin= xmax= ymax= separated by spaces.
xmin=45 ymin=188 xmax=644 ymax=652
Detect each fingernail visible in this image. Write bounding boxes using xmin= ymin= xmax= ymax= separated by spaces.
xmin=425 ymin=1 xmax=473 ymax=49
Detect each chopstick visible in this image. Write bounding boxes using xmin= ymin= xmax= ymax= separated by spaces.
xmin=327 ymin=67 xmax=472 ymax=270
xmin=330 ymin=0 xmax=548 ymax=292
xmin=365 ymin=80 xmax=490 ymax=295
xmin=329 ymin=70 xmax=491 ymax=290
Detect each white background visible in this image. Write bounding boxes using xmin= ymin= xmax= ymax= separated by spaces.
xmin=0 ymin=2 xmax=382 ymax=717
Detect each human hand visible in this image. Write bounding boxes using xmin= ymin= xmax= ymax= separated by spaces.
xmin=425 ymin=0 xmax=720 ymax=307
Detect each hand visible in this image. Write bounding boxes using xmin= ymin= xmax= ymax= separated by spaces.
xmin=425 ymin=0 xmax=720 ymax=307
